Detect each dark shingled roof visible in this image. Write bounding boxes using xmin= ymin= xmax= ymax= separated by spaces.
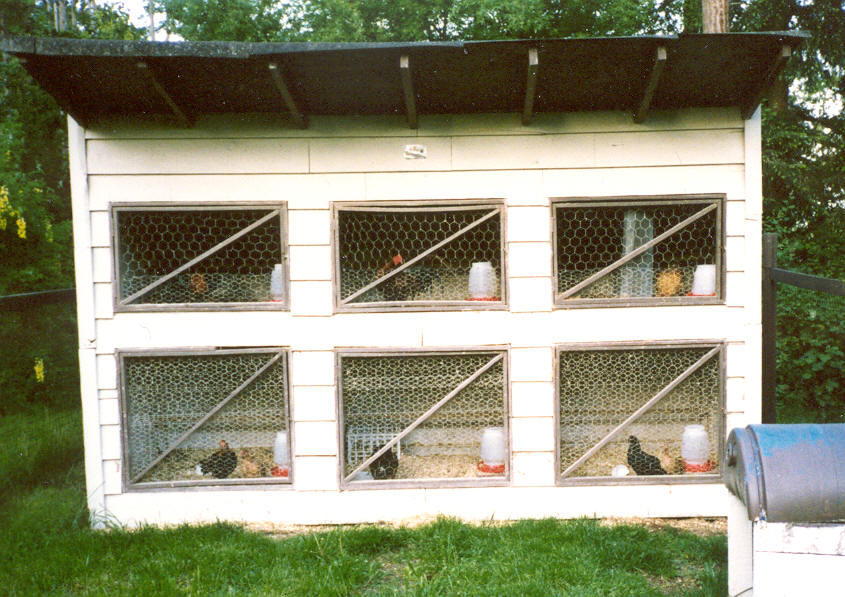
xmin=1 ymin=32 xmax=806 ymax=128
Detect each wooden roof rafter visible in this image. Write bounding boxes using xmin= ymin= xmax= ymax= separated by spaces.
xmin=633 ymin=45 xmax=667 ymax=124
xmin=268 ymin=62 xmax=307 ymax=129
xmin=400 ymin=54 xmax=418 ymax=129
xmin=741 ymin=44 xmax=792 ymax=119
xmin=136 ymin=60 xmax=192 ymax=127
xmin=522 ymin=47 xmax=539 ymax=126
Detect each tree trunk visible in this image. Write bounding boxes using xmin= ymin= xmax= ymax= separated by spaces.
xmin=701 ymin=0 xmax=728 ymax=33
xmin=56 ymin=0 xmax=67 ymax=32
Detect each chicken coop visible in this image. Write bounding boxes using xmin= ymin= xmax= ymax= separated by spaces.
xmin=1 ymin=32 xmax=803 ymax=527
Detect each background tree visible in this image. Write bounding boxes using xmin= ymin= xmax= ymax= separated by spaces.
xmin=0 ymin=1 xmax=143 ymax=414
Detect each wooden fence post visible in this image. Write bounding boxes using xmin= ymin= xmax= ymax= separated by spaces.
xmin=761 ymin=233 xmax=778 ymax=423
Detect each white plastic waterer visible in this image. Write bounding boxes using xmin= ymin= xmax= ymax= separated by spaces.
xmin=480 ymin=427 xmax=506 ymax=466
xmin=691 ymin=264 xmax=716 ymax=296
xmin=468 ymin=262 xmax=497 ymax=299
xmin=270 ymin=263 xmax=285 ymax=301
xmin=681 ymin=424 xmax=710 ymax=466
xmin=273 ymin=431 xmax=290 ymax=467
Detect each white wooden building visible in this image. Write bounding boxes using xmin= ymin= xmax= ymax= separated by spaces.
xmin=3 ymin=33 xmax=802 ymax=528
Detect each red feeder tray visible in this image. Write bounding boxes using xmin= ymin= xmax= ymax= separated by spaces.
xmin=270 ymin=465 xmax=290 ymax=478
xmin=467 ymin=297 xmax=501 ymax=301
xmin=477 ymin=461 xmax=505 ymax=474
xmin=683 ymin=460 xmax=715 ymax=473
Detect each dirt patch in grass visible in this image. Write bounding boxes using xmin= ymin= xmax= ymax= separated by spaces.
xmin=600 ymin=516 xmax=726 ymax=537
xmin=256 ymin=515 xmax=726 ymax=539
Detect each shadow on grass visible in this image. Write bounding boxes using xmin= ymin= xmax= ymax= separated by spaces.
xmin=0 ymin=409 xmax=727 ymax=596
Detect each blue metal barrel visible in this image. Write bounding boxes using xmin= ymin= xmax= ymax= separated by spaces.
xmin=725 ymin=424 xmax=845 ymax=523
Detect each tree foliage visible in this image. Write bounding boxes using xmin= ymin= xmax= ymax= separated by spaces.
xmin=1 ymin=0 xmax=842 ymax=419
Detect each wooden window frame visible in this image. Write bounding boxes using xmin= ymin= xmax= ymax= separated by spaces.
xmin=336 ymin=346 xmax=511 ymax=490
xmin=111 ymin=202 xmax=289 ymax=312
xmin=118 ymin=347 xmax=293 ymax=491
xmin=551 ymin=194 xmax=725 ymax=309
xmin=554 ymin=340 xmax=726 ymax=487
xmin=332 ymin=200 xmax=508 ymax=313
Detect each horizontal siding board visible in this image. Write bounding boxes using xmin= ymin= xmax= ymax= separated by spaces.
xmin=88 ymin=174 xmax=365 ymax=210
xmin=288 ymin=210 xmax=330 ymax=245
xmin=309 ymin=137 xmax=452 ymax=173
xmin=85 ymin=109 xmax=741 ymax=141
xmin=511 ymin=452 xmax=555 ymax=486
xmin=543 ymin=165 xmax=745 ymax=200
xmin=291 ymin=386 xmax=336 ymax=422
xmin=511 ymin=382 xmax=554 ymax=418
xmin=509 ymin=242 xmax=553 ymax=278
xmin=290 ymin=281 xmax=333 ymax=316
xmin=511 ymin=417 xmax=555 ymax=452
xmin=293 ymin=421 xmax=338 ymax=456
xmin=289 ymin=245 xmax=331 ymax=281
xmin=87 ymin=138 xmax=309 ymax=175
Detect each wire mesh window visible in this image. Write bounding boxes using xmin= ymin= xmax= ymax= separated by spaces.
xmin=338 ymin=350 xmax=509 ymax=488
xmin=556 ymin=343 xmax=724 ymax=485
xmin=113 ymin=204 xmax=287 ymax=310
xmin=553 ymin=197 xmax=723 ymax=306
xmin=120 ymin=348 xmax=291 ymax=489
xmin=334 ymin=202 xmax=506 ymax=310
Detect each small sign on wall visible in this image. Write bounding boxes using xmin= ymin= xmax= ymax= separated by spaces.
xmin=404 ymin=144 xmax=427 ymax=159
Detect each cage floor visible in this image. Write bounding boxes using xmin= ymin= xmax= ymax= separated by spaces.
xmin=348 ymin=453 xmax=505 ymax=481
xmin=140 ymin=446 xmax=279 ymax=483
xmin=560 ymin=442 xmax=719 ymax=478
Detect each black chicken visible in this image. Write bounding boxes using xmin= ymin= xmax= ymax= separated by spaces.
xmin=369 ymin=445 xmax=399 ymax=480
xmin=627 ymin=436 xmax=667 ymax=476
xmin=199 ymin=439 xmax=238 ymax=479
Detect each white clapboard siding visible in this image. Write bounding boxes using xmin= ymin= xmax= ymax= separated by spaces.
xmin=543 ymin=165 xmax=745 ymax=200
xmin=511 ymin=417 xmax=555 ymax=452
xmin=288 ymin=210 xmax=331 ymax=245
xmin=510 ymin=347 xmax=554 ymax=382
xmin=510 ymin=382 xmax=555 ymax=418
xmin=84 ymin=109 xmax=741 ymax=141
xmin=74 ymin=110 xmax=758 ymax=527
xmin=293 ymin=456 xmax=339 ymax=491
xmin=310 ymin=137 xmax=453 ymax=173
xmin=289 ymin=245 xmax=332 ymax=281
xmin=87 ymin=173 xmax=367 ymax=210
xmin=293 ymin=421 xmax=338 ymax=456
xmin=291 ymin=386 xmax=336 ymax=422
xmin=87 ymin=138 xmax=310 ymax=175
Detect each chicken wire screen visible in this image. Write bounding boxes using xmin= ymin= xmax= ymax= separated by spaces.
xmin=553 ymin=198 xmax=722 ymax=305
xmin=334 ymin=203 xmax=505 ymax=309
xmin=120 ymin=349 xmax=291 ymax=488
xmin=557 ymin=344 xmax=723 ymax=484
xmin=113 ymin=205 xmax=286 ymax=309
xmin=338 ymin=351 xmax=508 ymax=487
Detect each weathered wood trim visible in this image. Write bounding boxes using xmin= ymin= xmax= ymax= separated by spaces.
xmin=741 ymin=45 xmax=791 ymax=120
xmin=400 ymin=55 xmax=418 ymax=129
xmin=522 ymin=48 xmax=539 ymax=126
xmin=268 ymin=62 xmax=307 ymax=129
xmin=633 ymin=46 xmax=667 ymax=124
xmin=136 ymin=61 xmax=191 ymax=127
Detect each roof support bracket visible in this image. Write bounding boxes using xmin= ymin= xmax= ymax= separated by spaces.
xmin=400 ymin=55 xmax=418 ymax=129
xmin=633 ymin=45 xmax=667 ymax=124
xmin=136 ymin=61 xmax=192 ymax=127
xmin=268 ymin=62 xmax=307 ymax=129
xmin=741 ymin=44 xmax=792 ymax=119
xmin=522 ymin=48 xmax=539 ymax=126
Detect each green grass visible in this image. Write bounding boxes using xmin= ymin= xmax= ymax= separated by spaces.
xmin=0 ymin=409 xmax=727 ymax=596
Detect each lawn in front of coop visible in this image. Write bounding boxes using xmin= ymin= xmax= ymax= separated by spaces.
xmin=0 ymin=407 xmax=726 ymax=596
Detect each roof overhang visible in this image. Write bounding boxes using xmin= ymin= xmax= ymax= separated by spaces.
xmin=1 ymin=32 xmax=807 ymax=129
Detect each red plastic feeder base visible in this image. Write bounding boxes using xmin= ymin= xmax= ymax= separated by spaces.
xmin=477 ymin=462 xmax=505 ymax=474
xmin=683 ymin=460 xmax=714 ymax=473
xmin=467 ymin=297 xmax=501 ymax=301
xmin=270 ymin=465 xmax=290 ymax=478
